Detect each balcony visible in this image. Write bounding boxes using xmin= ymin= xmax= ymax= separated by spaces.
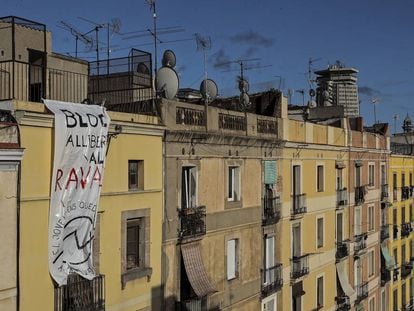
xmin=337 ymin=188 xmax=348 ymax=208
xmin=177 ymin=297 xmax=207 ymax=311
xmin=335 ymin=296 xmax=351 ymax=311
xmin=336 ymin=242 xmax=349 ymax=261
xmin=54 ymin=274 xmax=105 ymax=311
xmin=179 ymin=206 xmax=206 ymax=240
xmin=402 ymin=186 xmax=410 ymax=201
xmin=380 ymin=224 xmax=389 ymax=241
xmin=291 ymin=254 xmax=309 ymax=279
xmin=261 ymin=263 xmax=283 ymax=297
xmin=381 ymin=267 xmax=391 ymax=286
xmin=381 ymin=183 xmax=389 ymax=201
xmin=354 ymin=186 xmax=365 ymax=205
xmin=401 ymin=222 xmax=412 ymax=238
xmin=354 ymin=233 xmax=367 ymax=254
xmin=355 ymin=282 xmax=368 ymax=303
xmin=401 ymin=262 xmax=413 ymax=279
xmin=262 ymin=195 xmax=281 ymax=226
xmin=291 ymin=194 xmax=307 ymax=217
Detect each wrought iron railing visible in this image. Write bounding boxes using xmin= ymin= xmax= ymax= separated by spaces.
xmin=381 ymin=183 xmax=389 ymax=201
xmin=257 ymin=118 xmax=277 ymax=135
xmin=176 ymin=107 xmax=206 ymax=126
xmin=54 ymin=274 xmax=105 ymax=311
xmin=291 ymin=193 xmax=307 ymax=217
xmin=261 ymin=263 xmax=283 ymax=296
xmin=336 ymin=242 xmax=348 ymax=260
xmin=355 ymin=282 xmax=368 ymax=303
xmin=354 ymin=186 xmax=365 ymax=205
xmin=402 ymin=186 xmax=410 ymax=201
xmin=218 ymin=113 xmax=246 ymax=131
xmin=401 ymin=222 xmax=412 ymax=238
xmin=290 ymin=254 xmax=309 ymax=279
xmin=335 ymin=296 xmax=351 ymax=311
xmin=179 ymin=206 xmax=206 ymax=239
xmin=380 ymin=224 xmax=389 ymax=241
xmin=401 ymin=262 xmax=413 ymax=278
xmin=337 ymin=188 xmax=348 ymax=207
xmin=354 ymin=233 xmax=367 ymax=253
xmin=262 ymin=195 xmax=281 ymax=226
xmin=381 ymin=267 xmax=391 ymax=286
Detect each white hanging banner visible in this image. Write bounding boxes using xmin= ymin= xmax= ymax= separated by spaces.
xmin=45 ymin=100 xmax=110 ymax=286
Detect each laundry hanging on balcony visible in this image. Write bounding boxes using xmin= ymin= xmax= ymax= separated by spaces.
xmin=336 ymin=260 xmax=356 ymax=303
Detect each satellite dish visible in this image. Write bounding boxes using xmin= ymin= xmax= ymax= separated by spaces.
xmin=322 ymin=90 xmax=330 ymax=100
xmin=137 ymin=62 xmax=150 ymax=74
xmin=162 ymin=50 xmax=176 ymax=68
xmin=238 ymin=78 xmax=249 ymax=93
xmin=156 ymin=67 xmax=179 ymax=99
xmin=200 ymin=79 xmax=218 ymax=101
xmin=309 ymin=89 xmax=316 ymax=97
xmin=308 ymin=100 xmax=317 ymax=108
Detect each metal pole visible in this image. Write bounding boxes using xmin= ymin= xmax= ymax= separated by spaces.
xmin=153 ymin=2 xmax=157 ymax=75
xmin=107 ymin=23 xmax=110 ymax=75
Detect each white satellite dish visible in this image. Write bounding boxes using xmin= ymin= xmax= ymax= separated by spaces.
xmin=200 ymin=79 xmax=218 ymax=101
xmin=162 ymin=50 xmax=176 ymax=68
xmin=156 ymin=67 xmax=179 ymax=99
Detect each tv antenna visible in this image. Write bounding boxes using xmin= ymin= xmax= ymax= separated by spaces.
xmin=194 ymin=33 xmax=211 ymax=102
xmin=393 ymin=114 xmax=399 ymax=134
xmin=274 ymin=75 xmax=283 ymax=90
xmin=295 ymin=89 xmax=305 ymax=105
xmin=57 ymin=21 xmax=93 ymax=57
xmin=78 ymin=17 xmax=122 ymax=74
xmin=371 ymin=97 xmax=380 ymax=124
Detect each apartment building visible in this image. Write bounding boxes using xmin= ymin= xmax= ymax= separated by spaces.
xmin=0 ymin=16 xmax=164 ymax=311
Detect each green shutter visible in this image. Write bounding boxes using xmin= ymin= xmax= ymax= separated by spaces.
xmin=264 ymin=161 xmax=277 ymax=184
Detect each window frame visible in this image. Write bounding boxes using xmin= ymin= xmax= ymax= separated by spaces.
xmin=316 ymin=164 xmax=324 ymax=192
xmin=368 ymin=205 xmax=375 ymax=232
xmin=128 ymin=160 xmax=144 ymax=190
xmin=226 ymin=238 xmax=239 ymax=281
xmin=316 ymin=275 xmax=324 ymax=308
xmin=368 ymin=249 xmax=375 ymax=277
xmin=181 ymin=165 xmax=198 ymax=209
xmin=316 ymin=216 xmax=324 ymax=249
xmin=368 ymin=163 xmax=375 ymax=187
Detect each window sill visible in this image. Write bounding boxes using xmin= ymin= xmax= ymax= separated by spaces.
xmin=121 ymin=267 xmax=152 ymax=289
xmin=225 ymin=200 xmax=242 ymax=209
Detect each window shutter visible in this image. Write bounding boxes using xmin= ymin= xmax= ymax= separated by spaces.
xmin=265 ymin=236 xmax=275 ymax=269
xmin=190 ymin=168 xmax=197 ymax=208
xmin=264 ymin=161 xmax=277 ymax=185
xmin=227 ymin=239 xmax=236 ymax=279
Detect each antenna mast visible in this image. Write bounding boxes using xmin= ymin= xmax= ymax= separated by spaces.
xmin=372 ymin=97 xmax=380 ymax=124
xmin=195 ymin=33 xmax=212 ymax=102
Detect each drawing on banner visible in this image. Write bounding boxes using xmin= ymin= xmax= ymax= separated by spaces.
xmin=45 ymin=100 xmax=110 ymax=286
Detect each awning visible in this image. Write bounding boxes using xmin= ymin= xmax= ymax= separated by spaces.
xmin=355 ymin=160 xmax=363 ymax=167
xmin=292 ymin=281 xmax=305 ymax=297
xmin=336 ymin=260 xmax=356 ymax=303
xmin=335 ymin=161 xmax=346 ymax=169
xmin=381 ymin=242 xmax=396 ymax=270
xmin=181 ymin=242 xmax=216 ymax=297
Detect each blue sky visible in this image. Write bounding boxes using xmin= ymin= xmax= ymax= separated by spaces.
xmin=4 ymin=0 xmax=414 ymax=130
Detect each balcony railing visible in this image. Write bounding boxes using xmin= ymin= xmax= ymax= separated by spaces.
xmin=401 ymin=262 xmax=413 ymax=278
xmin=261 ymin=263 xmax=283 ymax=296
xmin=354 ymin=186 xmax=365 ymax=205
xmin=335 ymin=296 xmax=351 ymax=311
xmin=218 ymin=113 xmax=246 ymax=131
xmin=179 ymin=206 xmax=206 ymax=240
xmin=381 ymin=267 xmax=391 ymax=286
xmin=401 ymin=222 xmax=412 ymax=238
xmin=380 ymin=224 xmax=389 ymax=241
xmin=381 ymin=184 xmax=389 ymax=201
xmin=54 ymin=274 xmax=105 ymax=311
xmin=336 ymin=242 xmax=349 ymax=261
xmin=291 ymin=193 xmax=307 ymax=217
xmin=257 ymin=118 xmax=277 ymax=135
xmin=402 ymin=186 xmax=410 ymax=201
xmin=262 ymin=195 xmax=281 ymax=226
xmin=176 ymin=107 xmax=206 ymax=126
xmin=178 ymin=297 xmax=207 ymax=311
xmin=337 ymin=188 xmax=348 ymax=207
xmin=354 ymin=233 xmax=367 ymax=254
xmin=355 ymin=282 xmax=368 ymax=303
xmin=291 ymin=254 xmax=309 ymax=279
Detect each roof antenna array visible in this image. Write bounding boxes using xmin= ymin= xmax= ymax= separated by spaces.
xmin=57 ymin=21 xmax=93 ymax=57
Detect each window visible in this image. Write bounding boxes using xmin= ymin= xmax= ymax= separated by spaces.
xmin=336 ymin=168 xmax=343 ymax=190
xmin=402 ymin=206 xmax=406 ymax=224
xmin=410 ymin=204 xmax=413 ymax=222
xmin=292 ymin=223 xmax=301 ymax=257
xmin=182 ymin=166 xmax=197 ymax=208
xmin=336 ymin=212 xmax=343 ymax=243
xmin=368 ymin=250 xmax=375 ymax=277
xmin=262 ymin=296 xmax=276 ymax=311
xmin=355 ymin=206 xmax=361 ymax=236
xmin=317 ymin=217 xmax=324 ymax=248
xmin=121 ymin=209 xmax=151 ymax=287
xmin=381 ymin=289 xmax=386 ymax=311
xmin=368 ymin=205 xmax=375 ymax=231
xmin=402 ymin=173 xmax=406 ymax=187
xmin=402 ymin=244 xmax=406 ymax=264
xmin=368 ymin=164 xmax=375 ymax=187
xmin=227 ymin=239 xmax=239 ymax=280
xmin=317 ymin=165 xmax=324 ymax=192
xmin=228 ymin=166 xmax=240 ymax=202
xmin=381 ymin=164 xmax=386 ymax=186
xmin=393 ymin=209 xmax=398 ymax=239
xmin=410 ymin=172 xmax=413 ymax=187
xmin=292 ymin=165 xmax=301 ymax=195
xmin=128 ymin=160 xmax=144 ymax=190
xmin=354 ymin=258 xmax=361 ymax=287
xmin=317 ymin=276 xmax=324 ymax=308
xmin=402 ymin=283 xmax=406 ymax=308
xmin=393 ymin=248 xmax=398 ymax=266
xmin=393 ymin=288 xmax=398 ymax=311
xmin=355 ymin=165 xmax=361 ymax=187
xmin=264 ymin=236 xmax=275 ymax=283
xmin=369 ymin=297 xmax=375 ymax=311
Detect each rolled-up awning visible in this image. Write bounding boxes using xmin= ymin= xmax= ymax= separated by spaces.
xmin=355 ymin=160 xmax=363 ymax=167
xmin=381 ymin=242 xmax=396 ymax=270
xmin=292 ymin=281 xmax=305 ymax=297
xmin=336 ymin=260 xmax=356 ymax=303
xmin=335 ymin=161 xmax=346 ymax=169
xmin=181 ymin=242 xmax=216 ymax=297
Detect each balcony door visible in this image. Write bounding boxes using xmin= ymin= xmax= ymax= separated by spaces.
xmin=293 ymin=165 xmax=301 ymax=196
xmin=292 ymin=224 xmax=301 ymax=258
xmin=336 ymin=213 xmax=343 ymax=243
xmin=355 ymin=165 xmax=361 ymax=187
xmin=265 ymin=236 xmax=275 ymax=284
xmin=181 ymin=166 xmax=197 ymax=209
xmin=28 ymin=49 xmax=45 ymax=102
